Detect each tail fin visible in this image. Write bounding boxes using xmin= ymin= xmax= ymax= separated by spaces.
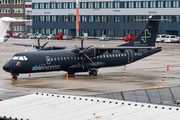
xmin=0 ymin=17 xmax=32 ymax=43
xmin=120 ymin=15 xmax=161 ymax=47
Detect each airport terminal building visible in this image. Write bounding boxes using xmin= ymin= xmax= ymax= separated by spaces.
xmin=32 ymin=0 xmax=180 ymax=37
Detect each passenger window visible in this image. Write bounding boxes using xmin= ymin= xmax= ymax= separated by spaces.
xmin=23 ymin=56 xmax=28 ymax=60
xmin=106 ymin=55 xmax=108 ymax=57
xmin=67 ymin=57 xmax=69 ymax=60
xmin=100 ymin=55 xmax=102 ymax=58
xmin=54 ymin=58 xmax=56 ymax=61
xmin=71 ymin=57 xmax=73 ymax=60
xmin=19 ymin=56 xmax=24 ymax=60
xmin=74 ymin=57 xmax=76 ymax=60
xmin=124 ymin=54 xmax=126 ymax=56
xmin=51 ymin=58 xmax=53 ymax=61
xmin=110 ymin=54 xmax=112 ymax=57
xmin=61 ymin=57 xmax=63 ymax=61
xmin=122 ymin=54 xmax=123 ymax=57
xmin=97 ymin=56 xmax=99 ymax=58
xmin=115 ymin=54 xmax=118 ymax=57
xmin=103 ymin=55 xmax=105 ymax=58
xmin=119 ymin=54 xmax=121 ymax=57
xmin=113 ymin=54 xmax=114 ymax=57
xmin=57 ymin=58 xmax=60 ymax=61
xmin=64 ymin=57 xmax=66 ymax=60
xmin=12 ymin=56 xmax=19 ymax=60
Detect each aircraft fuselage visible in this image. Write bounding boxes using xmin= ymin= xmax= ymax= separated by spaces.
xmin=3 ymin=48 xmax=161 ymax=74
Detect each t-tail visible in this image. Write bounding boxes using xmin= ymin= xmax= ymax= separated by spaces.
xmin=120 ymin=15 xmax=170 ymax=47
xmin=0 ymin=17 xmax=31 ymax=44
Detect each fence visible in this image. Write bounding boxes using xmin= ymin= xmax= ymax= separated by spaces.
xmin=86 ymin=86 xmax=180 ymax=106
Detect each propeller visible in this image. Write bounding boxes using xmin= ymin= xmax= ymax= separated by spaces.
xmin=74 ymin=37 xmax=93 ymax=69
xmin=36 ymin=36 xmax=49 ymax=51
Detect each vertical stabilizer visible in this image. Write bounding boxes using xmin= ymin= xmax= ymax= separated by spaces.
xmin=0 ymin=17 xmax=32 ymax=43
xmin=120 ymin=15 xmax=161 ymax=47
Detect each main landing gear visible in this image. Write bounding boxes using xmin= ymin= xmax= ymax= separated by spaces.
xmin=11 ymin=73 xmax=18 ymax=80
xmin=89 ymin=69 xmax=98 ymax=76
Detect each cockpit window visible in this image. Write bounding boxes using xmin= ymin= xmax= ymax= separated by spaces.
xmin=23 ymin=56 xmax=28 ymax=60
xmin=12 ymin=56 xmax=19 ymax=60
xmin=19 ymin=56 xmax=24 ymax=60
xmin=11 ymin=56 xmax=28 ymax=61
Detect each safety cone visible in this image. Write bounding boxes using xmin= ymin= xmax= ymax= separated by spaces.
xmin=167 ymin=64 xmax=169 ymax=71
xmin=162 ymin=74 xmax=165 ymax=81
xmin=66 ymin=73 xmax=68 ymax=80
xmin=123 ymin=70 xmax=126 ymax=77
xmin=28 ymin=74 xmax=31 ymax=77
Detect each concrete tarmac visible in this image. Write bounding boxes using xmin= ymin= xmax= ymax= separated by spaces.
xmin=0 ymin=38 xmax=180 ymax=100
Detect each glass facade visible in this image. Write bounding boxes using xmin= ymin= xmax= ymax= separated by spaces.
xmin=32 ymin=1 xmax=180 ymax=37
xmin=33 ymin=1 xmax=180 ymax=9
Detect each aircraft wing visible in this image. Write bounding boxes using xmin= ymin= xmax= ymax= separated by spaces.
xmin=13 ymin=43 xmax=67 ymax=50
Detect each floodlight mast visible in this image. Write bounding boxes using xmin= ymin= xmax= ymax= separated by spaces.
xmin=76 ymin=0 xmax=79 ymax=38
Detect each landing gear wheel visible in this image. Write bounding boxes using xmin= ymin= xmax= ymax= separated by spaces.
xmin=68 ymin=71 xmax=75 ymax=75
xmin=89 ymin=70 xmax=97 ymax=76
xmin=11 ymin=75 xmax=17 ymax=80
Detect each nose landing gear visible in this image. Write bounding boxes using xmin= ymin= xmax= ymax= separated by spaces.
xmin=11 ymin=73 xmax=19 ymax=80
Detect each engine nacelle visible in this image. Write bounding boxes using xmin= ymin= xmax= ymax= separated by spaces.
xmin=85 ymin=47 xmax=106 ymax=57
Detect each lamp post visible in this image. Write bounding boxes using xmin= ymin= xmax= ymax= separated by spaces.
xmin=76 ymin=0 xmax=79 ymax=39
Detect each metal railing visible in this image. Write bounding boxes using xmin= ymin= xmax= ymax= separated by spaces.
xmin=86 ymin=86 xmax=180 ymax=106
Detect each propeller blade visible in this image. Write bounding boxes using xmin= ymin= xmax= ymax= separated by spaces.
xmin=38 ymin=38 xmax=40 ymax=49
xmin=74 ymin=43 xmax=81 ymax=51
xmin=81 ymin=37 xmax=84 ymax=50
xmin=83 ymin=45 xmax=93 ymax=52
xmin=84 ymin=54 xmax=93 ymax=62
xmin=41 ymin=42 xmax=49 ymax=50
xmin=82 ymin=55 xmax=85 ymax=69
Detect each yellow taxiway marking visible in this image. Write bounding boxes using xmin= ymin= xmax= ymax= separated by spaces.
xmin=0 ymin=74 xmax=9 ymax=76
xmin=37 ymin=78 xmax=51 ymax=80
xmin=147 ymin=86 xmax=167 ymax=88
xmin=21 ymin=80 xmax=29 ymax=81
xmin=6 ymin=81 xmax=13 ymax=83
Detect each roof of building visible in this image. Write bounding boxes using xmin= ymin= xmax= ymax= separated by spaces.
xmin=0 ymin=93 xmax=180 ymax=120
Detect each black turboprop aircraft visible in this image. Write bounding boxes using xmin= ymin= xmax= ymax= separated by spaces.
xmin=3 ymin=15 xmax=163 ymax=80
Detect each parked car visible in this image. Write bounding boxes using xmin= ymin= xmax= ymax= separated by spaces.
xmin=19 ymin=33 xmax=29 ymax=39
xmin=13 ymin=33 xmax=21 ymax=38
xmin=99 ymin=35 xmax=110 ymax=41
xmin=47 ymin=34 xmax=55 ymax=40
xmin=4 ymin=33 xmax=10 ymax=38
xmin=36 ymin=34 xmax=47 ymax=39
xmin=63 ymin=35 xmax=72 ymax=40
xmin=173 ymin=36 xmax=180 ymax=43
xmin=164 ymin=35 xmax=177 ymax=43
xmin=123 ymin=33 xmax=136 ymax=42
xmin=156 ymin=34 xmax=167 ymax=43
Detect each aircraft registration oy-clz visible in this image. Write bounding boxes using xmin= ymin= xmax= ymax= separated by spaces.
xmin=3 ymin=15 xmax=168 ymax=80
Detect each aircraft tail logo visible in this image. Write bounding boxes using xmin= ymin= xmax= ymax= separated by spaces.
xmin=141 ymin=29 xmax=151 ymax=43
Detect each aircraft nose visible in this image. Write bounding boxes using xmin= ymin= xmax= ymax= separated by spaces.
xmin=3 ymin=63 xmax=11 ymax=72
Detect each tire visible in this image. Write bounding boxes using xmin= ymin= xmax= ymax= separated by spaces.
xmin=90 ymin=70 xmax=97 ymax=76
xmin=68 ymin=71 xmax=75 ymax=75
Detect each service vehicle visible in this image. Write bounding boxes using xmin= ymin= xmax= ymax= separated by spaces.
xmin=123 ymin=33 xmax=136 ymax=42
xmin=55 ymin=32 xmax=64 ymax=40
xmin=164 ymin=35 xmax=176 ymax=43
xmin=173 ymin=36 xmax=180 ymax=43
xmin=6 ymin=30 xmax=13 ymax=37
xmin=156 ymin=34 xmax=166 ymax=43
